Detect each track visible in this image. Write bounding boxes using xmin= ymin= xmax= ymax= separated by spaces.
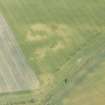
xmin=44 ymin=35 xmax=105 ymax=105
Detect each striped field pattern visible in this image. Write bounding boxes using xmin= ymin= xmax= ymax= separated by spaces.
xmin=0 ymin=16 xmax=39 ymax=93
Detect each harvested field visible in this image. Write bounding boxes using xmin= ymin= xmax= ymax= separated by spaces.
xmin=0 ymin=16 xmax=39 ymax=93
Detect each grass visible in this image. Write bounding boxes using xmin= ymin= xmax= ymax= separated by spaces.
xmin=0 ymin=0 xmax=105 ymax=105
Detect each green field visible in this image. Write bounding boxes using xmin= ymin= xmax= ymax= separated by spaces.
xmin=0 ymin=0 xmax=105 ymax=105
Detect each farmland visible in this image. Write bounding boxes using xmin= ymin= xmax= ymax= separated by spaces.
xmin=0 ymin=16 xmax=39 ymax=93
xmin=0 ymin=0 xmax=105 ymax=105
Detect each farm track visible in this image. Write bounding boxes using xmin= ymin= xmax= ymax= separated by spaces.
xmin=44 ymin=35 xmax=105 ymax=105
xmin=0 ymin=16 xmax=39 ymax=93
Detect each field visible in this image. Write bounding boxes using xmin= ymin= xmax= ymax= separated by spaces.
xmin=0 ymin=0 xmax=105 ymax=105
xmin=0 ymin=16 xmax=39 ymax=93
